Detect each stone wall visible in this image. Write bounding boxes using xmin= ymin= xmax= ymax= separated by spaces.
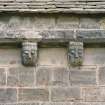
xmin=0 ymin=14 xmax=105 ymax=105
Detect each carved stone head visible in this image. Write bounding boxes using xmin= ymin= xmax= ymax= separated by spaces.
xmin=22 ymin=42 xmax=37 ymax=66
xmin=68 ymin=41 xmax=83 ymax=66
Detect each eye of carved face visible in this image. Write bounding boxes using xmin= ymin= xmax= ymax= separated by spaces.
xmin=71 ymin=49 xmax=75 ymax=55
xmin=31 ymin=50 xmax=35 ymax=55
xmin=24 ymin=50 xmax=29 ymax=54
xmin=70 ymin=48 xmax=80 ymax=57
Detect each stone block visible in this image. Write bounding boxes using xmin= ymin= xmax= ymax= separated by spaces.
xmin=76 ymin=29 xmax=105 ymax=43
xmin=41 ymin=103 xmax=72 ymax=105
xmin=16 ymin=16 xmax=35 ymax=30
xmin=18 ymin=88 xmax=49 ymax=102
xmin=90 ymin=103 xmax=105 ymax=105
xmin=7 ymin=67 xmax=35 ymax=87
xmin=99 ymin=67 xmax=105 ymax=85
xmin=36 ymin=67 xmax=51 ymax=86
xmin=70 ymin=66 xmax=97 ymax=71
xmin=8 ymin=16 xmax=22 ymax=29
xmin=99 ymin=17 xmax=105 ymax=29
xmin=0 ymin=68 xmax=6 ymax=86
xmin=40 ymin=30 xmax=74 ymax=41
xmin=82 ymin=87 xmax=105 ymax=102
xmin=0 ymin=103 xmax=39 ymax=105
xmin=70 ymin=70 xmax=96 ymax=85
xmin=34 ymin=16 xmax=55 ymax=30
xmin=51 ymin=87 xmax=81 ymax=101
xmin=0 ymin=48 xmax=21 ymax=65
xmin=0 ymin=88 xmax=17 ymax=103
xmin=72 ymin=102 xmax=91 ymax=105
xmin=79 ymin=18 xmax=100 ymax=29
xmin=36 ymin=67 xmax=69 ymax=86
xmin=83 ymin=48 xmax=105 ymax=65
xmin=56 ymin=15 xmax=79 ymax=29
xmin=52 ymin=67 xmax=69 ymax=86
xmin=17 ymin=103 xmax=39 ymax=105
xmin=38 ymin=48 xmax=68 ymax=67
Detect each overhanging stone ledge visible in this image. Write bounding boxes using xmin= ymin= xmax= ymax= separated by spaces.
xmin=1 ymin=29 xmax=105 ymax=43
xmin=39 ymin=29 xmax=105 ymax=43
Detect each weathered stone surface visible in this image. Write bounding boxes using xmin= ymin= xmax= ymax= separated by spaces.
xmin=56 ymin=15 xmax=79 ymax=29
xmin=52 ymin=67 xmax=69 ymax=86
xmin=0 ymin=88 xmax=17 ymax=103
xmin=0 ymin=48 xmax=21 ymax=65
xmin=0 ymin=16 xmax=42 ymax=42
xmin=51 ymin=87 xmax=81 ymax=101
xmin=70 ymin=66 xmax=97 ymax=71
xmin=41 ymin=103 xmax=72 ymax=105
xmin=38 ymin=48 xmax=68 ymax=67
xmin=0 ymin=28 xmax=41 ymax=42
xmin=34 ymin=16 xmax=55 ymax=30
xmin=72 ymin=102 xmax=91 ymax=105
xmin=83 ymin=48 xmax=105 ymax=65
xmin=99 ymin=66 xmax=105 ymax=85
xmin=1 ymin=28 xmax=105 ymax=44
xmin=16 ymin=103 xmax=39 ymax=105
xmin=0 ymin=68 xmax=6 ymax=86
xmin=1 ymin=28 xmax=105 ymax=43
xmin=36 ymin=67 xmax=51 ymax=86
xmin=90 ymin=103 xmax=105 ymax=105
xmin=0 ymin=103 xmax=39 ymax=105
xmin=7 ymin=67 xmax=35 ymax=87
xmin=39 ymin=30 xmax=75 ymax=42
xmin=19 ymin=88 xmax=49 ymax=102
xmin=36 ymin=67 xmax=69 ymax=86
xmin=79 ymin=18 xmax=100 ymax=29
xmin=82 ymin=87 xmax=105 ymax=102
xmin=0 ymin=15 xmax=105 ymax=43
xmin=70 ymin=70 xmax=96 ymax=85
xmin=0 ymin=5 xmax=104 ymax=105
xmin=99 ymin=18 xmax=105 ymax=29
xmin=76 ymin=30 xmax=105 ymax=43
xmin=1 ymin=25 xmax=105 ymax=44
xmin=0 ymin=0 xmax=104 ymax=13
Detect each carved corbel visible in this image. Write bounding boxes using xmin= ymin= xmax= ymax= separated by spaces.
xmin=21 ymin=41 xmax=38 ymax=66
xmin=68 ymin=41 xmax=84 ymax=66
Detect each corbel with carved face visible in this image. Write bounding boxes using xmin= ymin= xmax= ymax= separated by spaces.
xmin=21 ymin=42 xmax=37 ymax=66
xmin=68 ymin=41 xmax=83 ymax=66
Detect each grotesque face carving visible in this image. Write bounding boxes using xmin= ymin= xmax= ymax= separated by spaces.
xmin=68 ymin=41 xmax=83 ymax=66
xmin=22 ymin=42 xmax=37 ymax=66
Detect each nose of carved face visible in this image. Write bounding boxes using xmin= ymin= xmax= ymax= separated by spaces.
xmin=28 ymin=53 xmax=32 ymax=59
xmin=75 ymin=49 xmax=79 ymax=58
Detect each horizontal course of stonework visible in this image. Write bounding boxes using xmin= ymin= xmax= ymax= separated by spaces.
xmin=1 ymin=29 xmax=105 ymax=43
xmin=0 ymin=47 xmax=104 ymax=104
xmin=0 ymin=0 xmax=105 ymax=13
xmin=1 ymin=14 xmax=105 ymax=43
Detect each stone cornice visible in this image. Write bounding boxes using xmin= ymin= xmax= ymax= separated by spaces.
xmin=0 ymin=0 xmax=105 ymax=14
xmin=1 ymin=29 xmax=105 ymax=43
